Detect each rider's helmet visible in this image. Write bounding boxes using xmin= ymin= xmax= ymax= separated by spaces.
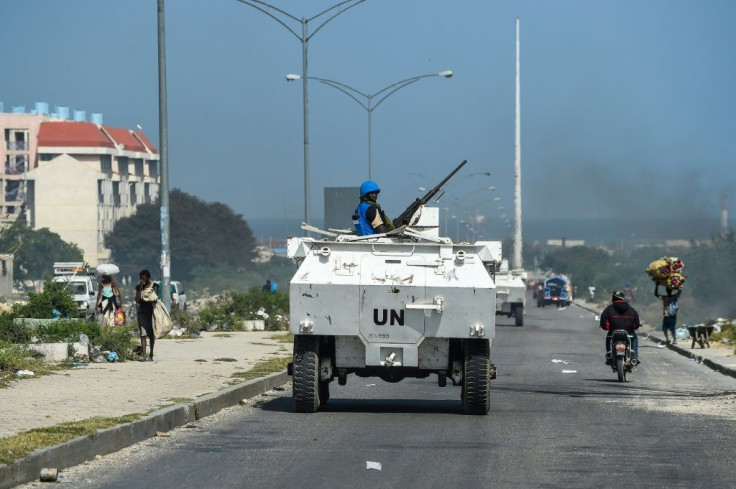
xmin=360 ymin=180 xmax=380 ymax=197
xmin=612 ymin=290 xmax=626 ymax=301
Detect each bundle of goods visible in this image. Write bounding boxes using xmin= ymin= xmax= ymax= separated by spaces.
xmin=96 ymin=263 xmax=120 ymax=276
xmin=645 ymin=256 xmax=686 ymax=290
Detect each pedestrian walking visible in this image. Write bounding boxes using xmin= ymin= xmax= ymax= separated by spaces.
xmin=95 ymin=275 xmax=121 ymax=327
xmin=135 ymin=269 xmax=159 ymax=361
xmin=655 ymin=283 xmax=681 ymax=345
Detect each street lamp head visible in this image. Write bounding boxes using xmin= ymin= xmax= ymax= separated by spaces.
xmin=438 ymin=70 xmax=453 ymax=78
xmin=285 ymin=74 xmax=301 ymax=81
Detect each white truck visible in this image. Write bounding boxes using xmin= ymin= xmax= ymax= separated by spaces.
xmin=52 ymin=262 xmax=98 ymax=318
xmin=494 ymin=259 xmax=526 ymax=326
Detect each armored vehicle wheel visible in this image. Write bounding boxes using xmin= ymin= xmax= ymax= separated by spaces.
xmin=293 ymin=336 xmax=320 ymax=413
xmin=514 ymin=307 xmax=523 ymax=327
xmin=462 ymin=339 xmax=491 ymax=415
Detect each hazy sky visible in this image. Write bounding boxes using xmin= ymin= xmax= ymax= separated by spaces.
xmin=2 ymin=0 xmax=734 ymax=228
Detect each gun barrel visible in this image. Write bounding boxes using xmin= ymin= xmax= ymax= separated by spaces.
xmin=394 ymin=159 xmax=468 ymax=226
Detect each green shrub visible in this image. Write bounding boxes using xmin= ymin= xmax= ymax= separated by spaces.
xmin=710 ymin=321 xmax=736 ymax=344
xmin=171 ymin=309 xmax=203 ymax=332
xmin=0 ymin=312 xmax=32 ymax=344
xmin=0 ymin=341 xmax=54 ymax=388
xmin=198 ymin=287 xmax=289 ymax=331
xmin=34 ymin=319 xmax=101 ymax=343
xmin=94 ymin=326 xmax=138 ymax=361
xmin=13 ymin=280 xmax=79 ymax=319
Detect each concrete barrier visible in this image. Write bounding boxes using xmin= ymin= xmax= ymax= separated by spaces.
xmin=27 ymin=342 xmax=87 ymax=362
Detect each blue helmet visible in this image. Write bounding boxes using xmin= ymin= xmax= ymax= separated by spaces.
xmin=360 ymin=180 xmax=380 ymax=197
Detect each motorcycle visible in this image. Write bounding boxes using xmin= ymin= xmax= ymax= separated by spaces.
xmin=607 ymin=329 xmax=637 ymax=382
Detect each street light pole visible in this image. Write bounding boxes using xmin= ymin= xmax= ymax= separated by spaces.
xmin=235 ymin=0 xmax=368 ymax=227
xmin=157 ymin=0 xmax=171 ymax=312
xmin=286 ymin=71 xmax=453 ymax=180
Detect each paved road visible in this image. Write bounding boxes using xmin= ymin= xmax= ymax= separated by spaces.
xmin=29 ymin=299 xmax=736 ymax=489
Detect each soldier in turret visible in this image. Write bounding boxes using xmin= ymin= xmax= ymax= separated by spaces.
xmin=353 ymin=180 xmax=395 ymax=236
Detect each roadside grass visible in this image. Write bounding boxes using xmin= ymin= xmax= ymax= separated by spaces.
xmin=160 ymin=397 xmax=193 ymax=407
xmin=268 ymin=332 xmax=293 ymax=344
xmin=0 ymin=414 xmax=142 ymax=466
xmin=229 ymin=356 xmax=290 ymax=384
xmin=0 ymin=343 xmax=57 ymax=388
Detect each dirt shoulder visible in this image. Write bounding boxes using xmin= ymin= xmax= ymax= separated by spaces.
xmin=0 ymin=331 xmax=292 ymax=439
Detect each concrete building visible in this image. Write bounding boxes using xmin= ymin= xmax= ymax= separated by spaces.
xmin=1 ymin=104 xmax=159 ymax=265
xmin=324 ymin=187 xmax=358 ymax=232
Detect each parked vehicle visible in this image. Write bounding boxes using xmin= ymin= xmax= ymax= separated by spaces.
xmin=607 ymin=329 xmax=637 ymax=382
xmin=52 ymin=262 xmax=98 ymax=318
xmin=541 ymin=275 xmax=572 ymax=308
xmin=154 ymin=281 xmax=187 ymax=311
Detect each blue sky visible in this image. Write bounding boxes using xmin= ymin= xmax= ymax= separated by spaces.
xmin=2 ymin=0 xmax=734 ymax=230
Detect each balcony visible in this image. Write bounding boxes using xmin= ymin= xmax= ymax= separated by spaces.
xmin=6 ymin=141 xmax=29 ymax=151
xmin=5 ymin=181 xmax=25 ymax=203
xmin=5 ymin=156 xmax=27 ymax=175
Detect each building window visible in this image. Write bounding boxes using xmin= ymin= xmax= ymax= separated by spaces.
xmin=101 ymin=155 xmax=112 ymax=175
xmin=5 ymin=180 xmax=23 ymax=202
xmin=135 ymin=159 xmax=144 ymax=177
xmin=98 ymin=180 xmax=104 ymax=205
xmin=144 ymin=183 xmax=151 ymax=204
xmin=4 ymin=129 xmax=29 ymax=151
xmin=129 ymin=182 xmax=137 ymax=205
xmin=112 ymin=181 xmax=121 ymax=206
xmin=147 ymin=160 xmax=159 ymax=178
xmin=5 ymin=155 xmax=27 ymax=174
xmin=118 ymin=157 xmax=129 ymax=177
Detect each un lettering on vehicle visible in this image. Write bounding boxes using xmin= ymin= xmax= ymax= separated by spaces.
xmin=373 ymin=308 xmax=404 ymax=326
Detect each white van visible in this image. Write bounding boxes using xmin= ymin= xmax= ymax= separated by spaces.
xmin=52 ymin=262 xmax=98 ymax=318
xmin=155 ymin=280 xmax=187 ymax=311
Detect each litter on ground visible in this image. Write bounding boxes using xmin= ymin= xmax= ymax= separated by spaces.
xmin=366 ymin=461 xmax=382 ymax=471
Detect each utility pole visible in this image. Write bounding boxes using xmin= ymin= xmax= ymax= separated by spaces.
xmin=513 ymin=18 xmax=523 ymax=270
xmin=157 ymin=0 xmax=171 ymax=311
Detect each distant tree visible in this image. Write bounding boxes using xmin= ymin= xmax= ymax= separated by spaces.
xmin=105 ymin=189 xmax=256 ymax=281
xmin=540 ymin=245 xmax=612 ymax=290
xmin=0 ymin=222 xmax=83 ymax=281
xmin=680 ymin=231 xmax=736 ymax=316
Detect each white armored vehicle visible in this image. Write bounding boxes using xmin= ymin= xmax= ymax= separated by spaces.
xmin=494 ymin=259 xmax=526 ymax=326
xmin=287 ymin=163 xmax=501 ymax=414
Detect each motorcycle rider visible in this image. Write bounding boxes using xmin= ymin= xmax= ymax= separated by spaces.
xmin=600 ymin=289 xmax=641 ymax=365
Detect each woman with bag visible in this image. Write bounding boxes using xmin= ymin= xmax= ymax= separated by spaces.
xmin=96 ymin=275 xmax=121 ymax=327
xmin=135 ymin=269 xmax=159 ymax=362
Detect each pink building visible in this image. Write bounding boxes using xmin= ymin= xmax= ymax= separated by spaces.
xmin=0 ymin=103 xmax=159 ymax=265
